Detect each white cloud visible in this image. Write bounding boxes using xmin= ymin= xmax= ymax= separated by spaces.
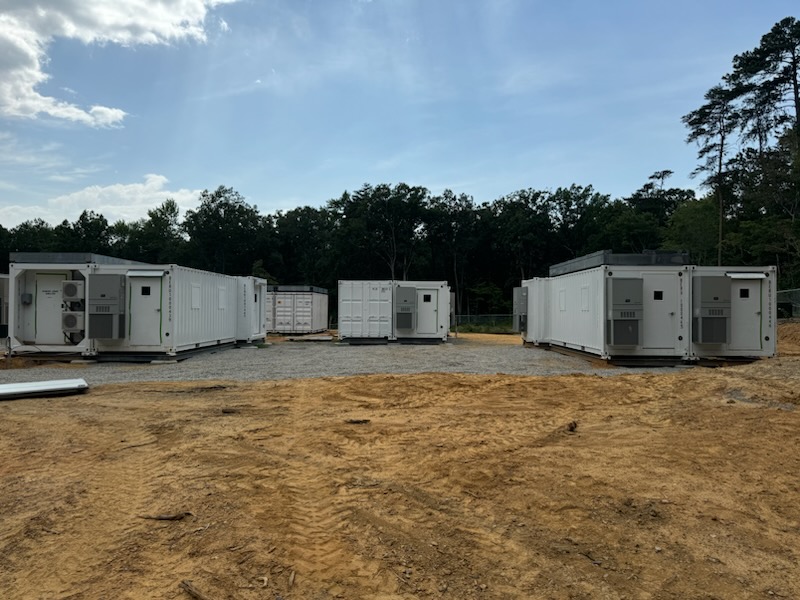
xmin=0 ymin=1 xmax=237 ymax=127
xmin=0 ymin=174 xmax=203 ymax=228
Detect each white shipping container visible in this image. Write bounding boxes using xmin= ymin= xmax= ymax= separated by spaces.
xmin=392 ymin=281 xmax=450 ymax=342
xmin=542 ymin=265 xmax=691 ymax=359
xmin=690 ymin=266 xmax=777 ymax=358
xmin=8 ymin=253 xmax=241 ymax=357
xmin=338 ymin=280 xmax=451 ymax=342
xmin=521 ymin=277 xmax=550 ymax=345
xmin=338 ymin=280 xmax=393 ymax=340
xmin=236 ymin=276 xmax=268 ymax=343
xmin=266 ymin=286 xmax=329 ymax=334
xmin=0 ymin=273 xmax=8 ymax=338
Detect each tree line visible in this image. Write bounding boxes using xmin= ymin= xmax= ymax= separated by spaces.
xmin=1 ymin=17 xmax=799 ymax=313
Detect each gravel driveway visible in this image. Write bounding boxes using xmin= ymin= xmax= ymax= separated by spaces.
xmin=0 ymin=336 xmax=669 ymax=386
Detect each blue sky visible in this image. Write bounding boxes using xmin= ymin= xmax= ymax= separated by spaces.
xmin=0 ymin=0 xmax=797 ymax=228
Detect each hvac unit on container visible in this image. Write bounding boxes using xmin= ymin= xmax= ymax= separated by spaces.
xmin=338 ymin=280 xmax=450 ymax=343
xmin=236 ymin=276 xmax=269 ymax=343
xmin=265 ymin=285 xmax=329 ymax=334
xmin=522 ymin=251 xmax=693 ymax=360
xmin=690 ymin=266 xmax=776 ymax=358
xmin=7 ymin=252 xmax=244 ymax=358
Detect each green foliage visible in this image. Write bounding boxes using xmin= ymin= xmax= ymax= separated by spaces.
xmin=682 ymin=16 xmax=800 ymax=277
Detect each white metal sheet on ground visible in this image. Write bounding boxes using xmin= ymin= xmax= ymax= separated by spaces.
xmin=0 ymin=378 xmax=88 ymax=400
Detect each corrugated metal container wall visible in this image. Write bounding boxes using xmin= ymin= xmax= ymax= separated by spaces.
xmin=314 ymin=293 xmax=329 ymax=332
xmin=235 ymin=276 xmax=268 ymax=343
xmin=265 ymin=290 xmax=276 ymax=332
xmin=690 ymin=266 xmax=776 ymax=358
xmin=547 ymin=268 xmax=605 ymax=355
xmin=268 ymin=290 xmax=328 ymax=334
xmin=274 ymin=292 xmax=295 ymax=333
xmin=0 ymin=274 xmax=8 ymax=338
xmin=170 ymin=266 xmax=238 ymax=352
xmin=521 ymin=277 xmax=550 ymax=344
xmin=338 ymin=281 xmax=393 ymax=340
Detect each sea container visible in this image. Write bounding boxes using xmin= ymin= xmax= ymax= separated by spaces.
xmin=392 ymin=280 xmax=450 ymax=342
xmin=542 ymin=264 xmax=691 ymax=359
xmin=266 ymin=285 xmax=329 ymax=334
xmin=8 ymin=253 xmax=240 ymax=357
xmin=520 ymin=277 xmax=550 ymax=345
xmin=0 ymin=273 xmax=8 ymax=339
xmin=512 ymin=286 xmax=527 ymax=333
xmin=690 ymin=266 xmax=777 ymax=358
xmin=338 ymin=280 xmax=393 ymax=341
xmin=236 ymin=276 xmax=269 ymax=343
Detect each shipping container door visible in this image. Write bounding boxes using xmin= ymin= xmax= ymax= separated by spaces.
xmin=295 ymin=293 xmax=312 ymax=331
xmin=275 ymin=294 xmax=293 ymax=332
xmin=129 ymin=277 xmax=163 ymax=346
xmin=642 ymin=273 xmax=679 ymax=349
xmin=35 ymin=273 xmax=68 ymax=344
xmin=730 ymin=279 xmax=762 ymax=350
xmin=367 ymin=284 xmax=391 ymax=337
xmin=416 ymin=289 xmax=438 ymax=334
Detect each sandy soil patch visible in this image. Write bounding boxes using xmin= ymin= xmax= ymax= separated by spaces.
xmin=1 ymin=348 xmax=799 ymax=599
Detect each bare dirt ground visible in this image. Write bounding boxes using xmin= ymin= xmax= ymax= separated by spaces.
xmin=1 ymin=325 xmax=800 ymax=600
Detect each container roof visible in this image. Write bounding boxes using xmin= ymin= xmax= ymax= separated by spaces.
xmin=10 ymin=252 xmax=147 ymax=266
xmin=548 ymin=250 xmax=691 ymax=277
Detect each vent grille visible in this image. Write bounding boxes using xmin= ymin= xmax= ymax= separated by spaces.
xmin=708 ymin=308 xmax=724 ymax=316
xmin=620 ymin=311 xmax=636 ymax=318
xmin=95 ymin=305 xmax=111 ymax=313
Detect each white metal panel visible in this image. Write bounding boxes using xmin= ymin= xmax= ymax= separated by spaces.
xmin=36 ymin=272 xmax=69 ymax=344
xmin=416 ymin=288 xmax=438 ymax=334
xmin=313 ymin=293 xmax=329 ymax=332
xmin=128 ymin=276 xmax=164 ymax=346
xmin=338 ymin=281 xmax=393 ymax=339
xmin=0 ymin=378 xmax=88 ymax=400
xmin=235 ymin=276 xmax=268 ymax=342
xmin=641 ymin=271 xmax=686 ymax=351
xmin=274 ymin=292 xmax=295 ymax=333
xmin=293 ymin=293 xmax=314 ymax=333
xmin=547 ymin=267 xmax=605 ymax=356
xmin=727 ymin=272 xmax=767 ymax=279
xmin=522 ymin=277 xmax=550 ymax=344
xmin=265 ymin=291 xmax=276 ymax=332
xmin=170 ymin=266 xmax=238 ymax=352
xmin=730 ymin=279 xmax=762 ymax=350
xmin=0 ymin=274 xmax=8 ymax=334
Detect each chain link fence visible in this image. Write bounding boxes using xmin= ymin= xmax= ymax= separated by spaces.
xmin=452 ymin=314 xmax=515 ymax=334
xmin=778 ymin=288 xmax=800 ymax=319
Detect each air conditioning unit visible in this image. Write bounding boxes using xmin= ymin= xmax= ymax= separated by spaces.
xmin=62 ymin=280 xmax=85 ymax=301
xmin=62 ymin=311 xmax=85 ymax=332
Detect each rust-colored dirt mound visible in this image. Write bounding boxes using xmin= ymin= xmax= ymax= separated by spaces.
xmin=2 ymin=359 xmax=799 ymax=599
xmin=778 ymin=320 xmax=800 ymax=355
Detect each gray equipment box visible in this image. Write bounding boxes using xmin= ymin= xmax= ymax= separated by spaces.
xmin=395 ymin=286 xmax=417 ymax=330
xmin=88 ymin=274 xmax=126 ymax=339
